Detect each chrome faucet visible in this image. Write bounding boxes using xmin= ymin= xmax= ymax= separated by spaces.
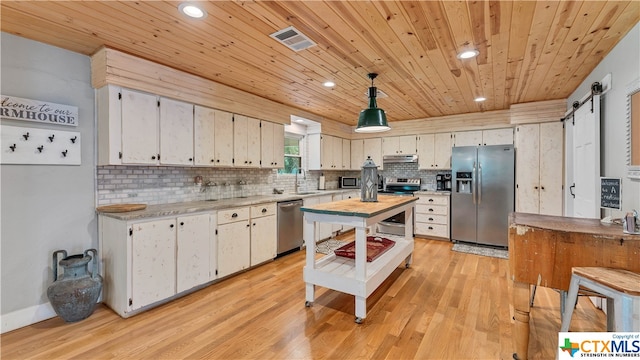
xmin=295 ymin=168 xmax=306 ymax=193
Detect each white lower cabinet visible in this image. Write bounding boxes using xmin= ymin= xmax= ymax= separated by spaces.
xmin=99 ymin=212 xmax=212 ymax=317
xmin=176 ymin=213 xmax=211 ymax=293
xmin=250 ymin=203 xmax=277 ymax=266
xmin=217 ymin=207 xmax=251 ymax=278
xmin=414 ymin=192 xmax=450 ymax=240
xmin=217 ymin=203 xmax=277 ymax=276
xmin=130 ymin=218 xmax=176 ymax=311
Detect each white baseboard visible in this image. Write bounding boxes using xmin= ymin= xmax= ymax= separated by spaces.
xmin=1 ymin=302 xmax=56 ymax=334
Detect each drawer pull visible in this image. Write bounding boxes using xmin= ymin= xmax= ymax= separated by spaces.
xmin=170 ymin=224 xmax=174 ymax=228
xmin=428 ymin=199 xmax=434 ymax=202
xmin=428 ymin=208 xmax=434 ymax=212
xmin=180 ymin=222 xmax=184 ymax=226
xmin=262 ymin=208 xmax=267 ymax=213
xmin=428 ymin=226 xmax=434 ymax=230
xmin=232 ymin=213 xmax=238 ymax=218
xmin=428 ymin=217 xmax=434 ymax=221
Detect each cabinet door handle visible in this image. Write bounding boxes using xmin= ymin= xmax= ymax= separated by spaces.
xmin=262 ymin=208 xmax=267 ymax=213
xmin=534 ymin=186 xmax=539 ymax=190
xmin=232 ymin=213 xmax=238 ymax=218
xmin=170 ymin=224 xmax=174 ymax=228
xmin=151 ymin=155 xmax=156 ymax=160
xmin=188 ymin=158 xmax=193 ymax=162
xmin=541 ymin=186 xmax=545 ymax=190
xmin=211 ymin=159 xmax=215 ymax=163
xmin=180 ymin=222 xmax=184 ymax=226
xmin=246 ymin=224 xmax=250 ymax=228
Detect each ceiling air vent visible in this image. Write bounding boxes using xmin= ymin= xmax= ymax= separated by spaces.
xmin=270 ymin=26 xmax=316 ymax=52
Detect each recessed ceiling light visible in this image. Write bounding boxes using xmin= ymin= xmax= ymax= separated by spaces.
xmin=179 ymin=3 xmax=207 ymax=19
xmin=457 ymin=49 xmax=479 ymax=59
xmin=474 ymin=96 xmax=486 ymax=102
xmin=323 ymin=81 xmax=335 ymax=87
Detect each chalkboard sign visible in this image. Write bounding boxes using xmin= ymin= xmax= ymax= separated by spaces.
xmin=600 ymin=177 xmax=621 ymax=209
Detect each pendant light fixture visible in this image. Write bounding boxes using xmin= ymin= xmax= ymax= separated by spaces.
xmin=355 ymin=73 xmax=390 ymax=133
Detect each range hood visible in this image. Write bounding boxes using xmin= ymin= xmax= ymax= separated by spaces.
xmin=382 ymin=154 xmax=418 ymax=163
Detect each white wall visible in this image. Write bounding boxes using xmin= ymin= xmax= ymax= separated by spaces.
xmin=566 ymin=22 xmax=640 ymax=218
xmin=1 ymin=33 xmax=97 ymax=332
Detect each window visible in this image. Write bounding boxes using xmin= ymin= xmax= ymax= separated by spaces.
xmin=280 ymin=134 xmax=302 ymax=174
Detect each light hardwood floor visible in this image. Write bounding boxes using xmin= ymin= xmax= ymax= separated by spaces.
xmin=1 ymin=236 xmax=605 ymax=359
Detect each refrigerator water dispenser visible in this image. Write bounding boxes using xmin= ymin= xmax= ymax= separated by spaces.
xmin=455 ymin=172 xmax=472 ymax=194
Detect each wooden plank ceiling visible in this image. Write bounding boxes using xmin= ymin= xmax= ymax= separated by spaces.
xmin=1 ymin=1 xmax=638 ymax=126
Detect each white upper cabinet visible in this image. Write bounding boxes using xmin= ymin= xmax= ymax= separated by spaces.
xmin=194 ymin=105 xmax=216 ymax=166
xmin=260 ymin=121 xmax=285 ymax=169
xmin=482 ymin=128 xmax=514 ymax=146
xmin=233 ymin=115 xmax=260 ymax=168
xmin=121 ymin=88 xmax=159 ymax=165
xmin=308 ymin=133 xmax=344 ymax=170
xmin=214 ymin=110 xmax=234 ymax=167
xmin=159 ymin=97 xmax=194 ymax=166
xmin=453 ymin=128 xmax=514 ymax=147
xmin=515 ymin=122 xmax=563 ymax=216
xmin=453 ymin=130 xmax=482 ymax=147
xmin=417 ymin=133 xmax=452 ymax=169
xmin=194 ymin=106 xmax=234 ymax=167
xmin=382 ymin=135 xmax=417 ymax=155
xmin=363 ymin=138 xmax=383 ymax=166
xmin=98 ymin=85 xmax=273 ymax=168
xmin=434 ymin=132 xmax=453 ymax=169
xmin=233 ymin=114 xmax=249 ymax=166
xmin=417 ymin=134 xmax=435 ymax=169
xmin=350 ymin=139 xmax=364 ymax=170
xmin=342 ymin=138 xmax=351 ymax=170
xmin=247 ymin=117 xmax=262 ymax=167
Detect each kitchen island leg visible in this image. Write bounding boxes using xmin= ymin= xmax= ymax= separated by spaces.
xmin=355 ymin=296 xmax=366 ymax=323
xmin=512 ymin=280 xmax=531 ymax=360
xmin=305 ymin=283 xmax=315 ymax=307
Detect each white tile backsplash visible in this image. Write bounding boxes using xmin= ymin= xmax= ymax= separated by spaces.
xmin=97 ymin=163 xmax=449 ymax=205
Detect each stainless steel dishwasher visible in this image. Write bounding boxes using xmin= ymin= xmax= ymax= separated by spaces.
xmin=277 ymin=199 xmax=304 ymax=256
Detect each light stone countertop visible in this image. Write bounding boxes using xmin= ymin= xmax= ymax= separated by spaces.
xmin=415 ymin=190 xmax=451 ymax=196
xmin=97 ymin=189 xmax=358 ymax=221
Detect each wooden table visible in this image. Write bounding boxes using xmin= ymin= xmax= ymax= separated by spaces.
xmin=301 ymin=195 xmax=417 ymax=323
xmin=508 ymin=212 xmax=640 ymax=360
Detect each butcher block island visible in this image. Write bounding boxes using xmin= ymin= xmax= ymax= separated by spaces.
xmin=301 ymin=195 xmax=417 ymax=323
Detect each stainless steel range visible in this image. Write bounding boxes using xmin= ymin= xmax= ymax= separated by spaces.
xmin=377 ymin=177 xmax=421 ymax=236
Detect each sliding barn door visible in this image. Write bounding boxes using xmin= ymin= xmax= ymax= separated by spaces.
xmin=565 ymin=94 xmax=601 ymax=219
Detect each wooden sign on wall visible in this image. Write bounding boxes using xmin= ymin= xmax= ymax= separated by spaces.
xmin=600 ymin=177 xmax=621 ymax=210
xmin=1 ymin=95 xmax=78 ymax=126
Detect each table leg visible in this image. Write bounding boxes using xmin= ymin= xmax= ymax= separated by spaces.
xmin=513 ymin=281 xmax=531 ymax=360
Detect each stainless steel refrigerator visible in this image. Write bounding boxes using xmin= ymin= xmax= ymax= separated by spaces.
xmin=451 ymin=145 xmax=515 ymax=247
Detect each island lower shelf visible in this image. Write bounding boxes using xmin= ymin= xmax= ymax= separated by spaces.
xmin=303 ymin=235 xmax=413 ymax=298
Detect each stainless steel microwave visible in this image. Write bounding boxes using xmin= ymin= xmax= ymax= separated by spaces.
xmin=339 ymin=177 xmax=360 ymax=189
